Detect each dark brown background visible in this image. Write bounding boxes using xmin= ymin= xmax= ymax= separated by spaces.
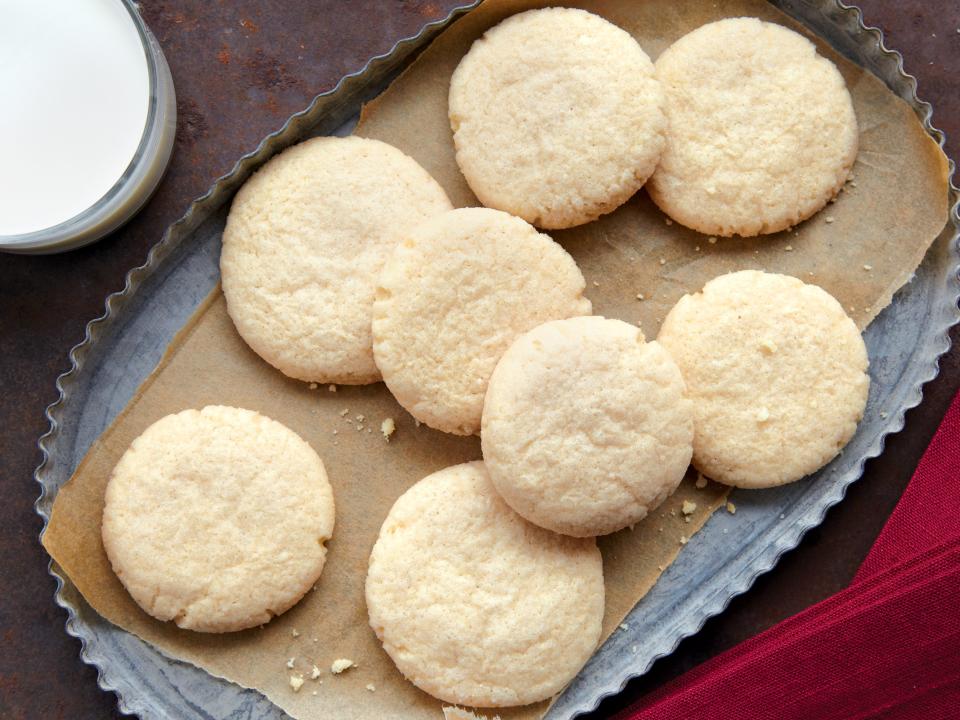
xmin=1 ymin=2 xmax=957 ymax=718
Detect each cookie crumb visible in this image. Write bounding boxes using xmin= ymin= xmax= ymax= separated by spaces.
xmin=442 ymin=707 xmax=501 ymax=720
xmin=681 ymin=500 xmax=697 ymax=515
xmin=339 ymin=408 xmax=349 ymax=417
xmin=366 ymin=684 xmax=376 ymax=692
xmin=286 ymin=657 xmax=295 ymax=669
xmin=636 ymin=293 xmax=645 ymax=301
xmin=290 ymin=675 xmax=305 ymax=692
xmin=785 ymin=245 xmax=793 ymax=251
xmin=381 ymin=417 xmax=396 ymax=441
xmin=355 ymin=414 xmax=365 ymax=422
xmin=863 ymin=264 xmax=872 ymax=271
xmin=708 ymin=237 xmax=717 ymax=244
xmin=593 ymin=280 xmax=600 ymax=287
xmin=619 ymin=623 xmax=629 ymax=631
xmin=759 ymin=339 xmax=777 ymax=355
xmin=695 ymin=473 xmax=708 ymax=489
xmin=328 ymin=384 xmax=337 ymax=392
xmin=310 ymin=665 xmax=321 ymax=680
xmin=679 ymin=535 xmax=688 ymax=545
xmin=331 ymin=658 xmax=355 ymax=674
xmin=880 ymin=411 xmax=888 ymax=419
xmin=726 ymin=502 xmax=737 ymax=515
xmin=292 ymin=628 xmax=300 ymax=638
xmin=308 ymin=382 xmax=317 ymax=390
xmin=659 ymin=257 xmax=666 ymax=265
xmin=657 ymin=564 xmax=665 ymax=571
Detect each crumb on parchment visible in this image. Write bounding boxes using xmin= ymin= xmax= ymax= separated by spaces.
xmin=289 ymin=675 xmax=304 ymax=692
xmin=381 ymin=417 xmax=396 ymax=441
xmin=726 ymin=501 xmax=737 ymax=515
xmin=681 ymin=500 xmax=697 ymax=515
xmin=310 ymin=665 xmax=321 ymax=680
xmin=366 ymin=684 xmax=376 ymax=692
xmin=331 ymin=658 xmax=355 ymax=674
xmin=286 ymin=657 xmax=295 ymax=669
xmin=442 ymin=707 xmax=502 ymax=720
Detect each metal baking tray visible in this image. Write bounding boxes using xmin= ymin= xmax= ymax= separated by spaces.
xmin=34 ymin=1 xmax=960 ymax=718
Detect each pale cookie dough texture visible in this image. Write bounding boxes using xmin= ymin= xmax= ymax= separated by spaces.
xmin=657 ymin=271 xmax=869 ymax=488
xmin=365 ymin=462 xmax=604 ymax=707
xmin=648 ymin=18 xmax=858 ymax=237
xmin=449 ymin=7 xmax=666 ymax=229
xmin=220 ymin=136 xmax=452 ymax=384
xmin=372 ymin=207 xmax=591 ymax=435
xmin=101 ymin=406 xmax=336 ymax=633
xmin=482 ymin=316 xmax=693 ymax=537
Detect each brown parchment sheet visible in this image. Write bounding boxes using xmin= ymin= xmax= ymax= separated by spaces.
xmin=43 ymin=0 xmax=949 ymax=719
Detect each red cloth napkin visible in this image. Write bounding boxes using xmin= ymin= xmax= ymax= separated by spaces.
xmin=617 ymin=393 xmax=960 ymax=720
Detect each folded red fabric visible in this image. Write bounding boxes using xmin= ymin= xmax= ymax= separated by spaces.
xmin=617 ymin=392 xmax=960 ymax=720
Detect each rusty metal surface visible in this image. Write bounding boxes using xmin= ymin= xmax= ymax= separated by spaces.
xmin=1 ymin=1 xmax=958 ymax=718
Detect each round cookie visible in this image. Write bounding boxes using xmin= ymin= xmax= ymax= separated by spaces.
xmin=101 ymin=406 xmax=335 ymax=633
xmin=657 ymin=271 xmax=869 ymax=488
xmin=448 ymin=8 xmax=666 ymax=229
xmin=372 ymin=207 xmax=591 ymax=435
xmin=365 ymin=462 xmax=604 ymax=707
xmin=648 ymin=18 xmax=858 ymax=237
xmin=221 ymin=136 xmax=452 ymax=384
xmin=482 ymin=316 xmax=693 ymax=537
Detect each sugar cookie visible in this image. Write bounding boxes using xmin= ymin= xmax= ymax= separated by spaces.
xmin=648 ymin=18 xmax=857 ymax=237
xmin=102 ymin=406 xmax=335 ymax=632
xmin=657 ymin=271 xmax=869 ymax=487
xmin=372 ymin=207 xmax=591 ymax=435
xmin=482 ymin=316 xmax=693 ymax=536
xmin=221 ymin=136 xmax=452 ymax=383
xmin=365 ymin=462 xmax=604 ymax=707
xmin=449 ymin=8 xmax=666 ymax=229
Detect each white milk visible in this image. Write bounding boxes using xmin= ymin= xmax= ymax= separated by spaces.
xmin=0 ymin=0 xmax=150 ymax=236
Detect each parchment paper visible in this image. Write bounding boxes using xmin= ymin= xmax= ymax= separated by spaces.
xmin=44 ymin=0 xmax=950 ymax=719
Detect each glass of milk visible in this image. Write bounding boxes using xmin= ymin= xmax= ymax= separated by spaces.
xmin=0 ymin=0 xmax=176 ymax=253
